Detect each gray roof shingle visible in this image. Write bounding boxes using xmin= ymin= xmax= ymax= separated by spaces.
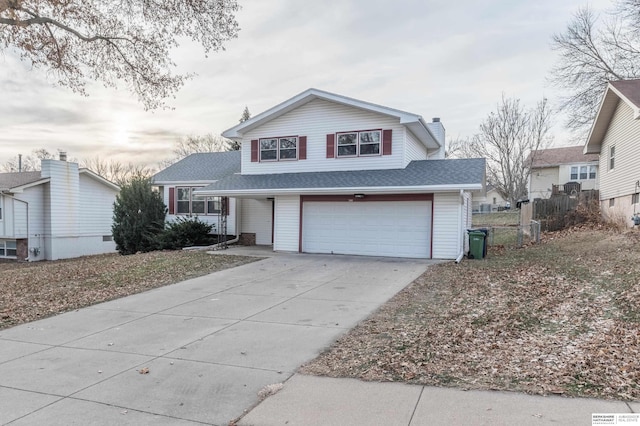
xmin=0 ymin=171 xmax=44 ymax=190
xmin=152 ymin=151 xmax=241 ymax=183
xmin=198 ymin=158 xmax=485 ymax=193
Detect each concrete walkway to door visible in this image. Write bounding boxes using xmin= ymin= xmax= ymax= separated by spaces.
xmin=0 ymin=251 xmax=431 ymax=425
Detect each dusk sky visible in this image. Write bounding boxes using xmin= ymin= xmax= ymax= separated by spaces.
xmin=0 ymin=0 xmax=612 ymax=169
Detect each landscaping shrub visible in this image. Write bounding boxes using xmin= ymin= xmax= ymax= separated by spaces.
xmin=112 ymin=177 xmax=166 ymax=255
xmin=160 ymin=216 xmax=215 ymax=249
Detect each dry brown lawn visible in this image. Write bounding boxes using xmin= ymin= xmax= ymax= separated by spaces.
xmin=301 ymin=225 xmax=640 ymax=401
xmin=0 ymin=251 xmax=258 ymax=330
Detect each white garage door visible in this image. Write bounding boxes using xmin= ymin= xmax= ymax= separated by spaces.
xmin=302 ymin=200 xmax=431 ymax=258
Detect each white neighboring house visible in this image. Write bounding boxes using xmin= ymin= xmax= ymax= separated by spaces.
xmin=0 ymin=158 xmax=119 ymax=261
xmin=527 ymin=146 xmax=599 ymax=200
xmin=192 ymin=88 xmax=486 ymax=260
xmin=151 ymin=151 xmax=241 ymax=237
xmin=472 ymin=184 xmax=508 ymax=212
xmin=584 ymin=79 xmax=640 ymax=226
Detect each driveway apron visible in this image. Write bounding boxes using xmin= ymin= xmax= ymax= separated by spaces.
xmin=0 ymin=253 xmax=430 ymax=425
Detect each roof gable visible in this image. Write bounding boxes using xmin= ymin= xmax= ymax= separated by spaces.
xmin=152 ymin=151 xmax=241 ymax=183
xmin=585 ymin=79 xmax=640 ymax=154
xmin=529 ymin=146 xmax=599 ymax=168
xmin=222 ymin=88 xmax=440 ymax=150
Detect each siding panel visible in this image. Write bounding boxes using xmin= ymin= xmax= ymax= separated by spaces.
xmin=274 ymin=195 xmax=300 ymax=252
xmin=241 ymin=99 xmax=406 ymax=175
xmin=241 ymin=198 xmax=273 ymax=245
xmin=432 ymin=193 xmax=460 ymax=259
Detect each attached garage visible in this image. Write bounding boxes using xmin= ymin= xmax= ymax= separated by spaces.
xmin=301 ymin=195 xmax=432 ymax=258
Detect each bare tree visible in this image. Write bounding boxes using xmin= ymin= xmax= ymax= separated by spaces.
xmin=81 ymin=157 xmax=154 ymax=186
xmin=0 ymin=1 xmax=240 ymax=110
xmin=2 ymin=148 xmax=55 ymax=172
xmin=550 ymin=3 xmax=640 ymax=134
xmin=445 ymin=137 xmax=476 ymax=159
xmin=159 ymin=133 xmax=233 ymax=167
xmin=470 ymin=95 xmax=553 ymax=204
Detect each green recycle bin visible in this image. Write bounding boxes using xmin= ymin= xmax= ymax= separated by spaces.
xmin=468 ymin=230 xmax=486 ymax=259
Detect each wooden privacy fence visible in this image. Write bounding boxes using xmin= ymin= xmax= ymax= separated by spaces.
xmin=524 ymin=191 xmax=599 ymax=232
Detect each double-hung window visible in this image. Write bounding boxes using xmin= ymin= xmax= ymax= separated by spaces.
xmin=570 ymin=166 xmax=578 ymax=180
xmin=260 ymin=137 xmax=298 ymax=161
xmin=589 ymin=165 xmax=596 ymax=179
xmin=176 ymin=187 xmax=222 ymax=215
xmin=610 ymin=146 xmax=616 ymax=170
xmin=336 ymin=130 xmax=381 ymax=157
xmin=579 ymin=166 xmax=588 ymax=180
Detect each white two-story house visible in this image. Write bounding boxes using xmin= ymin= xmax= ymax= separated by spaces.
xmin=194 ymin=89 xmax=485 ymax=260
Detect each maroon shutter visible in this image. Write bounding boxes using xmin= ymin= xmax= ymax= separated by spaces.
xmin=326 ymin=134 xmax=335 ymax=158
xmin=168 ymin=187 xmax=175 ymax=214
xmin=299 ymin=136 xmax=307 ymax=160
xmin=382 ymin=129 xmax=392 ymax=155
xmin=251 ymin=140 xmax=259 ymax=162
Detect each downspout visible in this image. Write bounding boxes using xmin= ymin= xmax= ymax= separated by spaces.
xmin=455 ymin=189 xmax=465 ymax=263
xmin=3 ymin=192 xmax=29 ymax=261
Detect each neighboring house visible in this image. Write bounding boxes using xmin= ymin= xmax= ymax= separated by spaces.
xmin=0 ymin=157 xmax=119 ymax=261
xmin=527 ymin=146 xmax=599 ymax=199
xmin=152 ymin=151 xmax=241 ymax=236
xmin=191 ymin=88 xmax=485 ymax=260
xmin=584 ymin=79 xmax=640 ymax=226
xmin=472 ymin=184 xmax=507 ymax=212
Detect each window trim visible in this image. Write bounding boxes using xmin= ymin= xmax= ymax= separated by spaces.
xmin=259 ymin=136 xmax=299 ymax=162
xmin=633 ymin=193 xmax=639 ymax=205
xmin=609 ymin=198 xmax=615 ymax=208
xmin=335 ymin=129 xmax=382 ymax=158
xmin=609 ymin=145 xmax=616 ymax=170
xmin=570 ymin=166 xmax=578 ymax=180
xmin=0 ymin=240 xmax=17 ymax=258
xmin=174 ymin=187 xmax=223 ymax=216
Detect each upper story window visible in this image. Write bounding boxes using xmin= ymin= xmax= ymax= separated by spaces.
xmin=336 ymin=130 xmax=381 ymax=157
xmin=176 ymin=187 xmax=221 ymax=215
xmin=260 ymin=137 xmax=298 ymax=161
xmin=609 ymin=146 xmax=615 ymax=170
xmin=570 ymin=165 xmax=597 ymax=180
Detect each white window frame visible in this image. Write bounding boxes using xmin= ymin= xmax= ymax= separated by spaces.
xmin=259 ymin=136 xmax=298 ymax=162
xmin=336 ymin=130 xmax=382 ymax=158
xmin=589 ymin=165 xmax=597 ymax=179
xmin=610 ymin=146 xmax=616 ymax=170
xmin=175 ymin=187 xmax=222 ymax=215
xmin=0 ymin=240 xmax=17 ymax=258
xmin=570 ymin=166 xmax=578 ymax=180
xmin=579 ymin=165 xmax=588 ymax=180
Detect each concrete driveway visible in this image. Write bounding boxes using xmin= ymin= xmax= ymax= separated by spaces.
xmin=0 ymin=253 xmax=430 ymax=425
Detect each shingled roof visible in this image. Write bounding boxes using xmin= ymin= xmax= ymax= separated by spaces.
xmin=0 ymin=171 xmax=45 ymax=191
xmin=529 ymin=146 xmax=599 ymax=168
xmin=152 ymin=151 xmax=241 ymax=183
xmin=196 ymin=158 xmax=485 ymax=196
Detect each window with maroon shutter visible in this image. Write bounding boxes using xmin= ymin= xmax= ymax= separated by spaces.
xmin=168 ymin=187 xmax=175 ymax=214
xmin=251 ymin=140 xmax=259 ymax=162
xmin=382 ymin=129 xmax=392 ymax=155
xmin=299 ymin=136 xmax=307 ymax=160
xmin=326 ymin=134 xmax=335 ymax=158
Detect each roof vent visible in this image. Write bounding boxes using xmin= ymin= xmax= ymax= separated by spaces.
xmin=59 ymin=151 xmax=67 ymax=161
xmin=432 ymin=117 xmax=440 ymax=123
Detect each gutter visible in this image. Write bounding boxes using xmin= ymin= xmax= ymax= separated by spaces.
xmin=195 ymin=183 xmax=484 ymax=198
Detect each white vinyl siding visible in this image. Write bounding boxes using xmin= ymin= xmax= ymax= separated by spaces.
xmin=404 ymin=130 xmax=428 ymax=165
xmin=273 ymin=195 xmax=300 ymax=252
xmin=241 ymin=198 xmax=273 ymax=245
xmin=302 ymin=200 xmax=431 ymax=258
xmin=599 ymin=100 xmax=640 ymax=201
xmin=529 ymin=167 xmax=560 ymax=199
xmin=79 ymin=174 xmax=118 ymax=236
xmin=163 ymin=185 xmax=238 ymax=235
xmin=432 ymin=193 xmax=461 ymax=259
xmin=241 ymin=98 xmax=405 ymax=175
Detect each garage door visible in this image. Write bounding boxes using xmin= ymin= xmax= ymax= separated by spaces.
xmin=302 ymin=200 xmax=431 ymax=258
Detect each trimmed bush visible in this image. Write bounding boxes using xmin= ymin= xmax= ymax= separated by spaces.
xmin=160 ymin=216 xmax=215 ymax=249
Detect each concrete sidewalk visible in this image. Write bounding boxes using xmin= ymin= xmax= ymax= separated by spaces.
xmin=239 ymin=374 xmax=640 ymax=426
xmin=0 ymin=253 xmax=430 ymax=425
